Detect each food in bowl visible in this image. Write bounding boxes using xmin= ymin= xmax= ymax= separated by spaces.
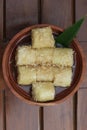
xmin=15 ymin=26 xmax=74 ymax=102
xmin=2 ymin=24 xmax=85 ymax=106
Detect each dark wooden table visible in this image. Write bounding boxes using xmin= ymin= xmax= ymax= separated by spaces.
xmin=0 ymin=0 xmax=87 ymax=130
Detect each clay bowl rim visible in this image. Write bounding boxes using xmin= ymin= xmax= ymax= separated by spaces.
xmin=2 ymin=24 xmax=86 ymax=106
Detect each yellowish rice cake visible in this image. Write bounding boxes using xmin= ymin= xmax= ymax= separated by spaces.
xmin=17 ymin=66 xmax=36 ymax=85
xmin=36 ymin=48 xmax=53 ymax=65
xmin=53 ymin=67 xmax=72 ymax=87
xmin=32 ymin=82 xmax=55 ymax=102
xmin=53 ymin=48 xmax=73 ymax=67
xmin=36 ymin=66 xmax=53 ymax=81
xmin=16 ymin=46 xmax=36 ymax=65
xmin=32 ymin=27 xmax=55 ymax=48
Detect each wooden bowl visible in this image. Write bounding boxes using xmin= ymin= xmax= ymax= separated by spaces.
xmin=2 ymin=24 xmax=85 ymax=106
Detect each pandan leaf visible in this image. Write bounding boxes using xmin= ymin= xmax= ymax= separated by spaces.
xmin=55 ymin=17 xmax=85 ymax=47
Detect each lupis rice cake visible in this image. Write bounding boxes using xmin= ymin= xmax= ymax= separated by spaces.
xmin=36 ymin=66 xmax=53 ymax=81
xmin=32 ymin=27 xmax=55 ymax=48
xmin=53 ymin=67 xmax=72 ymax=87
xmin=17 ymin=66 xmax=36 ymax=85
xmin=36 ymin=48 xmax=53 ymax=65
xmin=53 ymin=48 xmax=73 ymax=67
xmin=16 ymin=46 xmax=36 ymax=65
xmin=32 ymin=82 xmax=55 ymax=102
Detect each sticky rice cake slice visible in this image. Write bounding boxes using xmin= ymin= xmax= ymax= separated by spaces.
xmin=32 ymin=82 xmax=55 ymax=102
xmin=36 ymin=48 xmax=53 ymax=65
xmin=17 ymin=66 xmax=36 ymax=85
xmin=53 ymin=48 xmax=73 ymax=67
xmin=32 ymin=27 xmax=55 ymax=48
xmin=53 ymin=67 xmax=72 ymax=87
xmin=36 ymin=66 xmax=53 ymax=81
xmin=16 ymin=46 xmax=36 ymax=65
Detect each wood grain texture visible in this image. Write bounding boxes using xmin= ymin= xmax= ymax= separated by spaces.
xmin=0 ymin=43 xmax=7 ymax=90
xmin=6 ymin=89 xmax=39 ymax=130
xmin=0 ymin=91 xmax=3 ymax=130
xmin=0 ymin=0 xmax=3 ymax=40
xmin=76 ymin=0 xmax=87 ymax=41
xmin=0 ymin=44 xmax=7 ymax=130
xmin=6 ymin=0 xmax=38 ymax=39
xmin=44 ymin=97 xmax=74 ymax=130
xmin=41 ymin=0 xmax=73 ymax=28
xmin=79 ymin=42 xmax=87 ymax=88
xmin=77 ymin=89 xmax=87 ymax=130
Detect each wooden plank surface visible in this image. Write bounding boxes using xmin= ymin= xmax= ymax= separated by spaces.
xmin=77 ymin=89 xmax=87 ymax=130
xmin=44 ymin=98 xmax=74 ymax=130
xmin=76 ymin=0 xmax=87 ymax=41
xmin=0 ymin=0 xmax=3 ymax=40
xmin=0 ymin=91 xmax=3 ymax=130
xmin=41 ymin=0 xmax=73 ymax=28
xmin=0 ymin=43 xmax=7 ymax=90
xmin=6 ymin=89 xmax=39 ymax=130
xmin=6 ymin=0 xmax=38 ymax=39
xmin=78 ymin=42 xmax=87 ymax=88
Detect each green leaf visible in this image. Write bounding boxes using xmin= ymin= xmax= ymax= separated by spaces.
xmin=55 ymin=17 xmax=85 ymax=47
